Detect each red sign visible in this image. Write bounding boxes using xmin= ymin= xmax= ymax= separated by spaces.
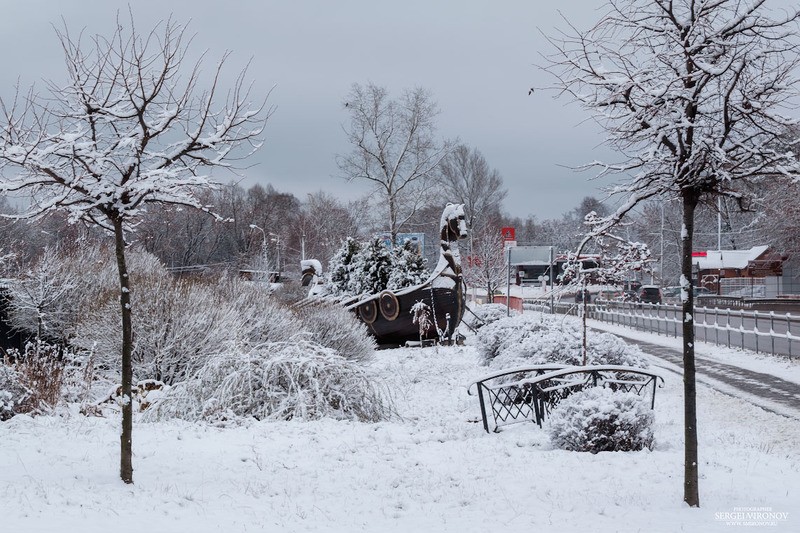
xmin=501 ymin=227 xmax=516 ymax=241
xmin=692 ymin=251 xmax=708 ymax=257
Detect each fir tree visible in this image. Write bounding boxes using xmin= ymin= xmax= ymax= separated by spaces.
xmin=350 ymin=238 xmax=394 ymax=295
xmin=327 ymin=238 xmax=362 ymax=296
xmin=388 ymin=240 xmax=428 ymax=290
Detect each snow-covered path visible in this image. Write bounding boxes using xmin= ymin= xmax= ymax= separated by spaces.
xmin=590 ymin=320 xmax=800 ymax=420
xmin=1 ymin=337 xmax=799 ymax=532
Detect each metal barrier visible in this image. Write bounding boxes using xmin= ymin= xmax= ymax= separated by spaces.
xmin=468 ymin=365 xmax=664 ymax=433
xmin=586 ymin=300 xmax=800 ymax=359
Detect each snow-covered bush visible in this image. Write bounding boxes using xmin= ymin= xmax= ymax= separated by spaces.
xmin=0 ymin=364 xmax=32 ymax=420
xmin=547 ymin=387 xmax=655 ymax=453
xmin=4 ymin=244 xmax=168 ymax=344
xmin=146 ymin=340 xmax=390 ymax=423
xmin=73 ymin=275 xmax=300 ymax=384
xmin=464 ymin=303 xmax=518 ymax=330
xmin=0 ymin=342 xmax=66 ymax=418
xmin=411 ymin=300 xmax=433 ymax=341
xmin=475 ymin=312 xmax=647 ymax=369
xmin=294 ymin=303 xmax=376 ymax=363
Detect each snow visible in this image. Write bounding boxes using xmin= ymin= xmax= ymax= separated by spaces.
xmin=2 ymin=328 xmax=799 ymax=532
xmin=695 ymin=246 xmax=770 ymax=270
xmin=300 ymin=259 xmax=323 ymax=275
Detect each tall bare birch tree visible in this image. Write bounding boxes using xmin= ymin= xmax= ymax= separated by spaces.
xmin=437 ymin=143 xmax=506 ymax=234
xmin=338 ymin=83 xmax=448 ymax=242
xmin=544 ymin=0 xmax=800 ymax=506
xmin=0 ymin=14 xmax=268 ymax=483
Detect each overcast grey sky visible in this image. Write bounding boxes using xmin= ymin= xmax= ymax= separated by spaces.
xmin=0 ymin=1 xmax=627 ymax=219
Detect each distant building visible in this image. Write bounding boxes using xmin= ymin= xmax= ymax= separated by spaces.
xmin=513 ymin=253 xmax=599 ymax=285
xmin=693 ymin=245 xmax=785 ymax=294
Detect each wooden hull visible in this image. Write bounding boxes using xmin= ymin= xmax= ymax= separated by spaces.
xmin=352 ymin=283 xmax=464 ymax=346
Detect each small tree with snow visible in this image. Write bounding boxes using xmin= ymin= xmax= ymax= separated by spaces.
xmin=543 ymin=0 xmax=800 ymax=503
xmin=0 ymin=14 xmax=268 ymax=483
xmin=6 ymin=247 xmax=79 ymax=343
xmin=350 ymin=237 xmax=394 ymax=296
xmin=410 ymin=301 xmax=433 ymax=343
xmin=462 ymin=223 xmax=507 ymax=303
xmin=563 ymin=212 xmax=652 ymax=363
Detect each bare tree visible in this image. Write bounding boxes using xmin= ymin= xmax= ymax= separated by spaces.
xmin=0 ymin=13 xmax=268 ymax=483
xmin=295 ymin=191 xmax=363 ymax=266
xmin=462 ymin=223 xmax=507 ymax=303
xmin=545 ymin=0 xmax=800 ymax=506
xmin=437 ymin=143 xmax=506 ymax=238
xmin=337 ymin=83 xmax=448 ymax=242
xmin=6 ymin=247 xmax=78 ymax=343
xmin=564 ymin=212 xmax=651 ymax=364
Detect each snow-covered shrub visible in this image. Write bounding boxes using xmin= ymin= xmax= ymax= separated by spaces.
xmin=5 ymin=244 xmax=168 ymax=344
xmin=411 ymin=300 xmax=433 ymax=341
xmin=294 ymin=303 xmax=376 ymax=363
xmin=3 ymin=247 xmax=79 ymax=343
xmin=0 ymin=364 xmax=32 ymax=420
xmin=0 ymin=342 xmax=65 ymax=418
xmin=475 ymin=312 xmax=554 ymax=364
xmin=73 ymin=275 xmax=301 ymax=384
xmin=146 ymin=340 xmax=390 ymax=423
xmin=464 ymin=303 xmax=518 ymax=330
xmin=476 ymin=312 xmax=647 ymax=369
xmin=547 ymin=387 xmax=655 ymax=453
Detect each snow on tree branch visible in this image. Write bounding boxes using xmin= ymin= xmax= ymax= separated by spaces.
xmin=0 ymin=12 xmax=271 ymax=229
xmin=543 ymin=0 xmax=800 ymax=236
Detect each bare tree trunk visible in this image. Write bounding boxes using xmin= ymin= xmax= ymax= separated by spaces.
xmin=113 ymin=217 xmax=134 ymax=484
xmin=388 ymin=193 xmax=398 ymax=244
xmin=681 ymin=189 xmax=700 ymax=507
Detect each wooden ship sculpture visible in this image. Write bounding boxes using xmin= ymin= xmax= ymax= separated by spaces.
xmin=303 ymin=204 xmax=468 ymax=346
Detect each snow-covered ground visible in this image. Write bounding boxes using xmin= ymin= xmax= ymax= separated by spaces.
xmin=2 ymin=333 xmax=798 ymax=532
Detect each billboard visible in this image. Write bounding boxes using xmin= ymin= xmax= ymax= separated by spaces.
xmin=376 ymin=232 xmax=426 ymax=255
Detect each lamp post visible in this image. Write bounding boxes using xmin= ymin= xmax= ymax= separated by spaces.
xmin=269 ymin=232 xmax=281 ymax=281
xmin=249 ymin=224 xmax=269 ymax=281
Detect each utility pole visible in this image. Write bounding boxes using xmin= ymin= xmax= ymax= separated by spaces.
xmin=717 ymin=196 xmax=722 ymax=250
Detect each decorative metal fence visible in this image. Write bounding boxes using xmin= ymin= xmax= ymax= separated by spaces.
xmin=468 ymin=365 xmax=664 ymax=433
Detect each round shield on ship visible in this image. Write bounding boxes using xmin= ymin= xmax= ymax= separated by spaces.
xmin=359 ymin=300 xmax=378 ymax=323
xmin=378 ymin=291 xmax=400 ymax=321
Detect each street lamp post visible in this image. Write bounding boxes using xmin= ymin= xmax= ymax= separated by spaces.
xmin=249 ymin=224 xmax=270 ymax=281
xmin=269 ymin=232 xmax=281 ymax=281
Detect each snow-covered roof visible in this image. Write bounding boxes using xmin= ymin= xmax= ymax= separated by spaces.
xmin=695 ymin=245 xmax=769 ymax=270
